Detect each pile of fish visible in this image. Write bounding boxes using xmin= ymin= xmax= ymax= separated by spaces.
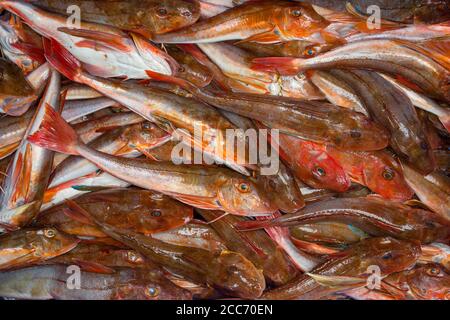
xmin=0 ymin=0 xmax=449 ymax=300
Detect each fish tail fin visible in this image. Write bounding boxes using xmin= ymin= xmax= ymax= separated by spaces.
xmin=28 ymin=103 xmax=81 ymax=156
xmin=251 ymin=57 xmax=303 ymax=75
xmin=234 ymin=218 xmax=274 ymax=231
xmin=42 ymin=37 xmax=83 ymax=82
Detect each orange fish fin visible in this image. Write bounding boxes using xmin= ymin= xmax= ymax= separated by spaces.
xmin=57 ymin=27 xmax=132 ymax=52
xmin=0 ymin=141 xmax=20 ymax=159
xmin=320 ymin=30 xmax=347 ymax=46
xmin=170 ymin=193 xmax=220 ymax=210
xmin=290 ymin=237 xmax=341 ymax=255
xmin=235 ymin=28 xmax=281 ymax=45
xmin=251 ymin=57 xmax=302 ymax=76
xmin=71 ymin=259 xmax=116 ymax=274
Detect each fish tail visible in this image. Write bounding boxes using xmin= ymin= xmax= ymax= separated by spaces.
xmin=251 ymin=57 xmax=303 ymax=76
xmin=42 ymin=37 xmax=83 ymax=82
xmin=234 ymin=218 xmax=274 ymax=231
xmin=28 ymin=103 xmax=81 ymax=156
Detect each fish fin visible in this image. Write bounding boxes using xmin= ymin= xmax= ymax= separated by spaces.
xmin=234 ymin=28 xmax=282 ymax=45
xmin=307 ymin=273 xmax=367 ymax=288
xmin=10 ymin=42 xmax=46 ymax=63
xmin=251 ymin=57 xmax=302 ymax=75
xmin=0 ymin=141 xmax=20 ymax=159
xmin=129 ymin=32 xmax=179 ymax=74
xmin=13 ymin=143 xmax=32 ymax=204
xmin=291 ymin=237 xmax=340 ymax=255
xmin=62 ymin=207 xmax=95 ymax=226
xmin=28 ymin=103 xmax=81 ymax=156
xmin=233 ymin=219 xmax=273 ymax=231
xmin=319 ymin=30 xmax=346 ymax=46
xmin=57 ymin=27 xmax=131 ymax=52
xmin=144 ymin=70 xmax=197 ymax=92
xmin=43 ymin=38 xmax=83 ymax=82
xmin=64 ymin=199 xmax=96 ymax=225
xmin=170 ymin=193 xmax=221 ymax=211
xmin=71 ymin=259 xmax=116 ymax=274
xmin=0 ymin=221 xmax=20 ymax=232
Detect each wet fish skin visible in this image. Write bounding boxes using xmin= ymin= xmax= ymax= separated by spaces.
xmin=0 ymin=57 xmax=36 ymax=116
xmin=34 ymin=0 xmax=200 ymax=35
xmin=0 ymin=265 xmax=192 ymax=300
xmin=0 ymin=227 xmax=79 ymax=270
xmin=261 ymin=237 xmax=421 ymax=300
xmin=237 ymin=196 xmax=450 ymax=243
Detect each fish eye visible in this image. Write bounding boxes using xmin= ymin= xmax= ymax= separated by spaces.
xmin=151 ymin=209 xmax=162 ymax=217
xmin=157 ymin=8 xmax=168 ymax=17
xmin=382 ymin=168 xmax=395 ymax=181
xmin=236 ymin=182 xmax=251 ymax=193
xmin=420 ymin=141 xmax=429 ymax=150
xmin=382 ymin=252 xmax=393 ymax=260
xmin=304 ymin=48 xmax=315 ymax=56
xmin=44 ymin=229 xmax=56 ymax=238
xmin=145 ymin=286 xmax=160 ymax=298
xmin=142 ymin=122 xmax=152 ymax=130
xmin=427 ymin=267 xmax=441 ymax=276
xmin=291 ymin=9 xmax=302 ymax=17
xmin=315 ymin=167 xmax=326 ymax=177
xmin=350 ymin=130 xmax=362 ymax=138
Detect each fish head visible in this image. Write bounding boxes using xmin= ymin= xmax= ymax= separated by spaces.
xmin=217 ymin=176 xmax=277 ymax=216
xmin=31 ymin=228 xmax=80 ymax=259
xmin=329 ymin=111 xmax=390 ymax=151
xmin=357 ymin=237 xmax=421 ymax=276
xmin=361 ymin=153 xmax=414 ymax=201
xmin=149 ymin=0 xmax=200 ymax=35
xmin=280 ymin=3 xmax=330 ymax=38
xmin=208 ymin=250 xmax=265 ymax=299
xmin=407 ymin=264 xmax=450 ymax=300
xmin=402 ymin=134 xmax=436 ymax=175
xmin=113 ymin=269 xmax=193 ymax=300
xmin=298 ymin=142 xmax=351 ymax=192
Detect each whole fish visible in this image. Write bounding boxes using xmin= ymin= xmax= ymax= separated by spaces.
xmin=277 ymin=134 xmax=351 ymax=192
xmin=0 ymin=68 xmax=61 ymax=232
xmin=252 ymin=39 xmax=450 ymax=103
xmin=43 ymin=39 xmax=251 ymax=173
xmin=401 ymin=162 xmax=450 ymax=223
xmin=145 ymin=71 xmax=390 ymax=151
xmin=68 ymin=200 xmax=266 ymax=299
xmin=33 ymin=0 xmax=200 ymax=35
xmin=0 ymin=228 xmax=79 ymax=270
xmin=0 ymin=265 xmax=192 ymax=299
xmin=237 ymin=197 xmax=450 ymax=243
xmin=0 ymin=57 xmax=36 ymax=116
xmin=329 ymin=70 xmax=435 ymax=174
xmin=1 ymin=1 xmax=177 ymax=79
xmin=29 ymin=105 xmax=276 ymax=216
xmin=197 ymin=209 xmax=299 ymax=286
xmin=261 ymin=237 xmax=421 ymax=300
xmin=325 ymin=147 xmax=414 ymax=201
xmin=152 ymin=1 xmax=330 ymax=44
